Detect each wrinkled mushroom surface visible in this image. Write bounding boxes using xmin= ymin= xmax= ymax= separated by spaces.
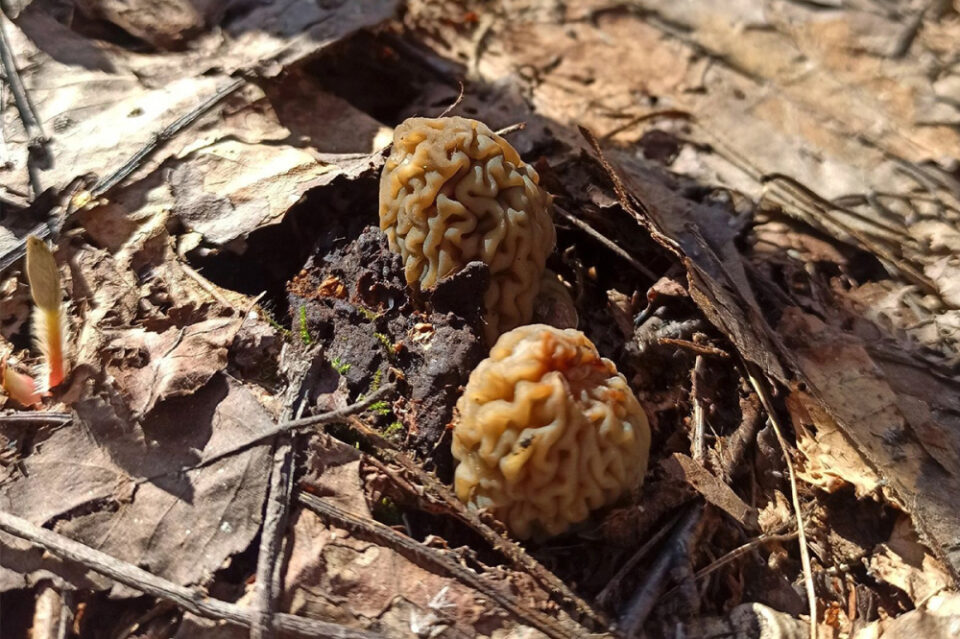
xmin=379 ymin=116 xmax=555 ymax=343
xmin=452 ymin=324 xmax=651 ymax=538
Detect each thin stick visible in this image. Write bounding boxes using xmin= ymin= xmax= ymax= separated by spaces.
xmin=251 ymin=440 xmax=295 ymax=639
xmin=0 ymin=17 xmax=48 ymax=197
xmin=692 ymin=530 xmax=799 ymax=584
xmin=90 ymin=78 xmax=245 ymax=198
xmin=297 ymin=492 xmax=580 ymax=639
xmin=251 ymin=359 xmax=312 ymax=639
xmin=0 ymin=509 xmax=385 ymax=639
xmin=690 ymin=356 xmax=706 ymax=464
xmin=595 ymin=508 xmax=685 ymax=609
xmin=339 ymin=415 xmax=609 ymax=631
xmin=745 ymin=364 xmax=818 ymax=639
xmin=659 ymin=337 xmax=729 ymax=358
xmin=495 ymin=122 xmax=526 ymax=137
xmin=0 ymin=411 xmax=72 ymax=426
xmin=554 ymin=204 xmax=658 ymax=280
xmin=618 ymin=504 xmax=703 ymax=637
xmin=191 ymin=383 xmax=396 ymax=470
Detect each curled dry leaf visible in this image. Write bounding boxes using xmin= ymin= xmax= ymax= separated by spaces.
xmin=101 ymin=317 xmax=241 ymax=418
xmin=869 ymin=515 xmax=954 ymax=605
xmin=788 ymin=391 xmax=882 ymax=498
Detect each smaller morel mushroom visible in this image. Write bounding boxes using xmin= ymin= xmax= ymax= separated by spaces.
xmin=379 ymin=116 xmax=555 ymax=344
xmin=452 ymin=324 xmax=651 ymax=538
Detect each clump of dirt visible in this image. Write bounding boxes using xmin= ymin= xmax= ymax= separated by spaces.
xmin=288 ymin=225 xmax=486 ymax=469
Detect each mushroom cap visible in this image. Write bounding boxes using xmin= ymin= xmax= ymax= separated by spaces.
xmin=451 ymin=324 xmax=651 ymax=538
xmin=379 ymin=116 xmax=555 ymax=343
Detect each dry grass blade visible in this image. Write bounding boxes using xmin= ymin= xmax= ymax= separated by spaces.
xmin=745 ymin=364 xmax=818 ymax=639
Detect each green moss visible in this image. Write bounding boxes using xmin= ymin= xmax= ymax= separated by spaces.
xmin=331 ymin=357 xmax=351 ymax=375
xmin=374 ymin=332 xmax=393 ymax=354
xmin=297 ymin=306 xmax=313 ymax=345
xmin=369 ymin=401 xmax=392 ymax=416
xmin=384 ymin=421 xmax=405 ymax=436
xmin=357 ymin=306 xmax=378 ymax=321
xmin=256 ymin=304 xmax=292 ymax=340
xmin=371 ymin=367 xmax=383 ymax=392
xmin=374 ymin=496 xmax=403 ymax=526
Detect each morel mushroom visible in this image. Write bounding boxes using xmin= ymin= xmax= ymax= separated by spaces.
xmin=379 ymin=116 xmax=555 ymax=343
xmin=451 ymin=324 xmax=651 ymax=538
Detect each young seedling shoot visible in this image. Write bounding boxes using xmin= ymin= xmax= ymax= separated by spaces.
xmin=25 ymin=235 xmax=69 ymax=391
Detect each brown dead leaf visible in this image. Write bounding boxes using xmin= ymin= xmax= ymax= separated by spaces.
xmin=662 ymin=453 xmax=758 ymax=530
xmin=779 ymin=307 xmax=960 ymax=580
xmin=170 ymin=144 xmax=382 ymax=246
xmin=0 ymin=375 xmax=272 ymax=586
xmin=74 ymin=0 xmax=227 ymax=49
xmin=99 ymin=318 xmax=240 ymax=418
xmin=3 ymin=4 xmax=395 ymax=205
xmin=283 ymin=507 xmax=513 ymax=637
xmin=788 ymin=391 xmax=882 ymax=498
xmin=852 ymin=591 xmax=960 ymax=639
xmin=870 ymin=515 xmax=954 ymax=605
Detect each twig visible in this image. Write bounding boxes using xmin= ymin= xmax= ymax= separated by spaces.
xmin=338 ymin=415 xmax=610 ymax=631
xmin=251 ymin=357 xmax=313 ymax=639
xmin=0 ymin=411 xmax=72 ymax=426
xmin=437 ymin=81 xmax=465 ymax=118
xmin=618 ymin=503 xmax=703 ymax=637
xmin=692 ymin=529 xmax=799 ymax=584
xmin=690 ymin=356 xmax=706 ymax=464
xmin=296 ymin=492 xmax=580 ymax=639
xmin=554 ymin=204 xmax=657 ymax=280
xmin=656 ymin=528 xmax=801 ymax=604
xmin=745 ymin=364 xmax=818 ymax=639
xmin=595 ymin=508 xmax=685 ymax=609
xmin=659 ymin=337 xmax=729 ymax=358
xmin=191 ymin=383 xmax=396 ymax=471
xmin=252 ymin=437 xmax=296 ymax=639
xmin=90 ymin=77 xmax=245 ymax=198
xmin=495 ymin=122 xmax=526 ymax=137
xmin=0 ymin=17 xmax=48 ymax=197
xmin=719 ymin=391 xmax=763 ymax=482
xmin=0 ymin=509 xmax=385 ymax=639
xmin=890 ymin=4 xmax=927 ymax=59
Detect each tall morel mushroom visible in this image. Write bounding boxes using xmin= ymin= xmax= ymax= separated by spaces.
xmin=452 ymin=324 xmax=651 ymax=538
xmin=379 ymin=116 xmax=556 ymax=343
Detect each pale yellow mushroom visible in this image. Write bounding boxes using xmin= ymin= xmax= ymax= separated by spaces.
xmin=379 ymin=116 xmax=555 ymax=344
xmin=451 ymin=324 xmax=651 ymax=538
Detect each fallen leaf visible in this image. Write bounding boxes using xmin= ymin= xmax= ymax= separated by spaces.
xmin=662 ymin=453 xmax=758 ymax=530
xmin=100 ymin=318 xmax=240 ymax=418
xmin=788 ymin=391 xmax=882 ymax=498
xmin=1 ymin=375 xmax=272 ymax=587
xmin=869 ymin=515 xmax=953 ymax=605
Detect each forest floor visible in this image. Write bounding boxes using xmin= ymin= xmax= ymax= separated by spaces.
xmin=1 ymin=1 xmax=960 ymax=638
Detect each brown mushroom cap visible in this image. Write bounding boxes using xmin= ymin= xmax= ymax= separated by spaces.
xmin=451 ymin=324 xmax=651 ymax=538
xmin=379 ymin=116 xmax=555 ymax=343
